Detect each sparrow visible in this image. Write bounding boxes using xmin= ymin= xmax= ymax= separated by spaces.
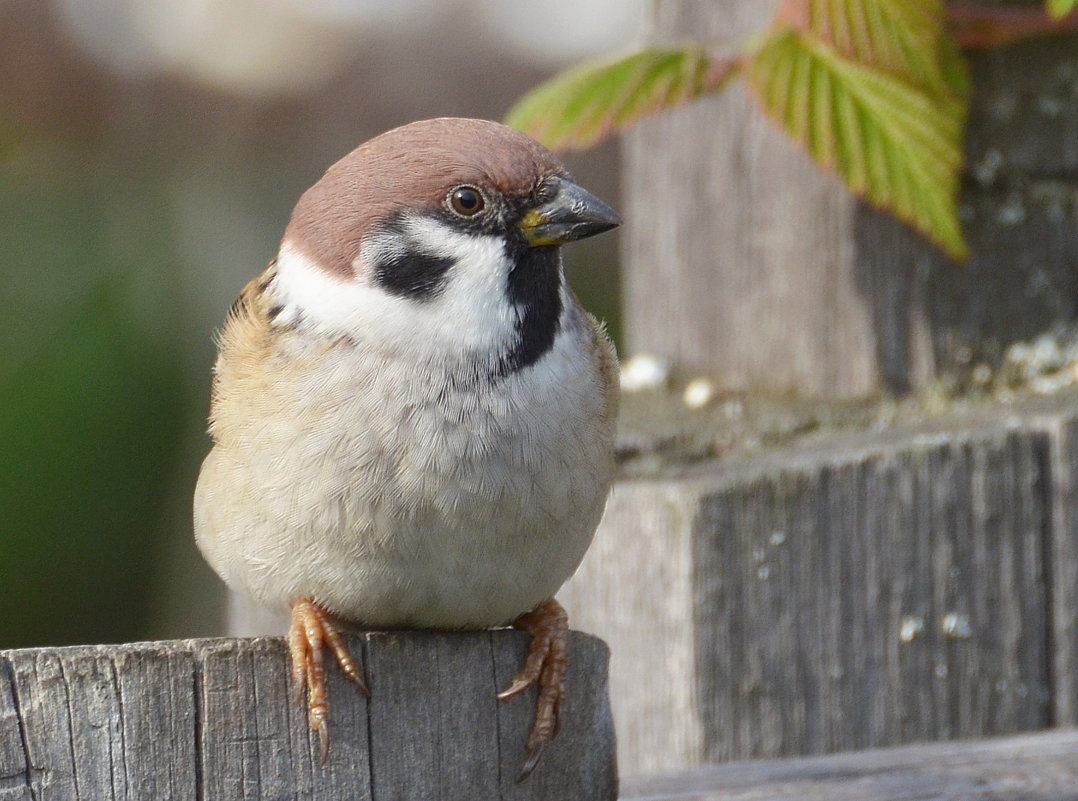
xmin=193 ymin=117 xmax=620 ymax=779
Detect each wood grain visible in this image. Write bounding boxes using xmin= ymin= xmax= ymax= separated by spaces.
xmin=0 ymin=633 xmax=616 ymax=800
xmin=690 ymin=426 xmax=1049 ymax=762
xmin=619 ymin=728 xmax=1078 ymax=801
xmin=1039 ymin=412 xmax=1078 ymax=728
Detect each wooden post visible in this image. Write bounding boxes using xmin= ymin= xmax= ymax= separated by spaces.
xmin=622 ymin=0 xmax=1078 ymax=397
xmin=0 ymin=632 xmax=617 ymax=800
xmin=563 ymin=394 xmax=1078 ymax=776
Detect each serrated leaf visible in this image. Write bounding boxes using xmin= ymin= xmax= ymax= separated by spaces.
xmin=778 ymin=0 xmax=964 ymax=96
xmin=505 ymin=46 xmax=741 ymax=151
xmin=747 ymin=28 xmax=968 ymax=258
xmin=1048 ymin=0 xmax=1078 ymax=19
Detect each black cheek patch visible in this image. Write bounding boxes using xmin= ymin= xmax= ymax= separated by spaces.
xmin=373 ymin=250 xmax=456 ymax=301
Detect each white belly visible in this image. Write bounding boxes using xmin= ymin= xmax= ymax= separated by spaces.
xmin=194 ymin=324 xmax=614 ymax=629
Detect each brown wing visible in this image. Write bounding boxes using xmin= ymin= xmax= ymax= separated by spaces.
xmin=207 ymin=260 xmax=280 ymax=443
xmin=583 ymin=309 xmax=620 ymax=429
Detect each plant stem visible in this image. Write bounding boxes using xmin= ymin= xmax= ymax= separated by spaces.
xmin=947 ymin=3 xmax=1078 ymax=49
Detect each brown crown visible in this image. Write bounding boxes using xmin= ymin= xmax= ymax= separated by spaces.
xmin=282 ymin=117 xmax=567 ymax=277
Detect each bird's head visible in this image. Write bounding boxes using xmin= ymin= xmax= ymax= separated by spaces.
xmin=272 ymin=118 xmax=620 ymax=374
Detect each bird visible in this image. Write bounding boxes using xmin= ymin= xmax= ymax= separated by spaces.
xmin=193 ymin=117 xmax=620 ymax=780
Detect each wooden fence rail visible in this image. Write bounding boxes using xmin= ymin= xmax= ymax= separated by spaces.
xmin=0 ymin=632 xmax=616 ymax=800
xmin=620 ymin=728 xmax=1078 ymax=801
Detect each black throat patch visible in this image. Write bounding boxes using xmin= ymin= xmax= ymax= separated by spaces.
xmin=499 ymin=244 xmax=563 ymax=375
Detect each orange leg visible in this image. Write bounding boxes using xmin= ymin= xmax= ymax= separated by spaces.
xmin=288 ymin=598 xmax=369 ymax=765
xmin=497 ymin=597 xmax=570 ymax=781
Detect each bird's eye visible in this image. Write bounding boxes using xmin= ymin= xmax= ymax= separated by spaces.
xmin=447 ymin=186 xmax=486 ymax=217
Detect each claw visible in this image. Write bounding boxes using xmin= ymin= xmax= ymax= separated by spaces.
xmin=517 ymin=741 xmax=545 ymax=783
xmin=312 ymin=710 xmax=330 ymax=767
xmin=498 ymin=598 xmax=570 ymax=781
xmin=288 ymin=598 xmax=368 ymax=766
xmin=495 ymin=676 xmax=532 ymax=701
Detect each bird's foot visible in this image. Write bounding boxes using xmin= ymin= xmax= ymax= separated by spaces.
xmin=497 ymin=597 xmax=569 ymax=782
xmin=288 ymin=598 xmax=369 ymax=765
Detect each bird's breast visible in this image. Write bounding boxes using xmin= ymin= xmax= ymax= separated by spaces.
xmin=196 ymin=307 xmax=615 ymax=629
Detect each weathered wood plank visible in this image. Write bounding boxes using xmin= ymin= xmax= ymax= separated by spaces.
xmin=690 ymin=427 xmax=1049 ymax=762
xmin=1041 ymin=412 xmax=1078 ymax=728
xmin=623 ymin=0 xmax=1078 ymax=396
xmin=619 ymin=729 xmax=1078 ymax=801
xmin=563 ymin=397 xmax=1078 ymax=775
xmin=0 ymin=660 xmax=35 ymax=800
xmin=198 ymin=637 xmax=369 ymax=800
xmin=0 ymin=633 xmax=616 ymax=800
xmin=366 ymin=631 xmax=498 ymax=798
xmin=563 ymin=480 xmax=708 ymax=773
xmin=112 ymin=645 xmax=199 ymax=799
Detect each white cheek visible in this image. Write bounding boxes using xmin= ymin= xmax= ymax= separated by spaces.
xmin=390 ymin=217 xmax=519 ymax=350
xmin=274 ymin=228 xmax=519 ymax=359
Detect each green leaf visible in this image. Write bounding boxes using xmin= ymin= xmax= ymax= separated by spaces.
xmin=747 ymin=28 xmax=968 ymax=258
xmin=799 ymin=0 xmax=952 ymax=90
xmin=1048 ymin=0 xmax=1078 ymax=19
xmin=505 ymin=46 xmax=741 ymax=151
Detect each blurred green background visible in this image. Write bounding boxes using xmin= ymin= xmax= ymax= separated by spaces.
xmin=0 ymin=0 xmax=635 ymax=648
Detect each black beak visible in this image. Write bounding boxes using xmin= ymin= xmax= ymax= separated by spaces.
xmin=519 ymin=177 xmax=621 ymax=247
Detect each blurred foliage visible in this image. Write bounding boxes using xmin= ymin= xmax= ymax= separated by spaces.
xmin=1049 ymin=0 xmax=1078 ymax=19
xmin=0 ymin=138 xmax=187 ymax=648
